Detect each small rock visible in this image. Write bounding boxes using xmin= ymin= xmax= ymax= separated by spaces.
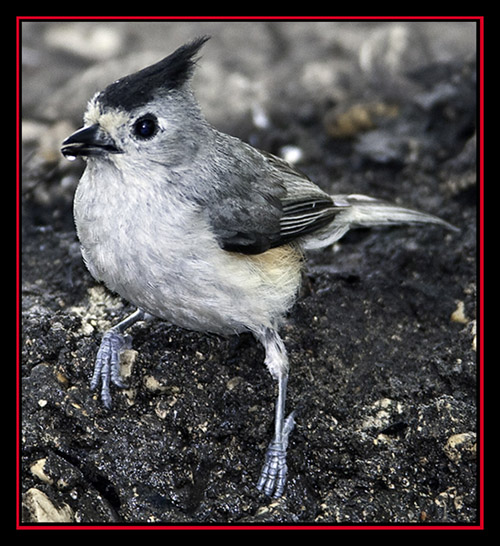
xmin=227 ymin=376 xmax=243 ymax=390
xmin=22 ymin=488 xmax=73 ymax=523
xmin=443 ymin=432 xmax=476 ymax=463
xmin=450 ymin=300 xmax=468 ymax=324
xmin=120 ymin=349 xmax=138 ymax=380
xmin=143 ymin=375 xmax=169 ymax=393
xmin=30 ymin=458 xmax=53 ymax=485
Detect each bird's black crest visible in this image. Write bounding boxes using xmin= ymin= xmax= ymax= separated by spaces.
xmin=98 ymin=36 xmax=210 ymax=110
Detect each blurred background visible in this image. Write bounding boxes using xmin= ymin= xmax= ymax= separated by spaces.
xmin=21 ymin=19 xmax=476 ymax=148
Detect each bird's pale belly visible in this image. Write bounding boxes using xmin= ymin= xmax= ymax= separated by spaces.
xmin=81 ymin=233 xmax=303 ymax=335
xmin=74 ymin=171 xmax=303 ymax=335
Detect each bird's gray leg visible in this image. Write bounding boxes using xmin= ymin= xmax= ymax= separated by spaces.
xmin=90 ymin=308 xmax=146 ymax=408
xmin=256 ymin=328 xmax=296 ymax=498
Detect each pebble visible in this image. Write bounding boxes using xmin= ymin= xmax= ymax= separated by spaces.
xmin=23 ymin=488 xmax=73 ymax=523
xmin=450 ymin=300 xmax=469 ymax=324
xmin=443 ymin=432 xmax=477 ymax=463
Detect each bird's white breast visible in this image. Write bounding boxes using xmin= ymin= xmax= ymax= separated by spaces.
xmin=73 ymin=160 xmax=302 ymax=336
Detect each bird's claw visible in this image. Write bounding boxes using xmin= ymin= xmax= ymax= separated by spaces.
xmin=90 ymin=329 xmax=130 ymax=408
xmin=257 ymin=441 xmax=288 ymax=498
xmin=257 ymin=411 xmax=295 ymax=498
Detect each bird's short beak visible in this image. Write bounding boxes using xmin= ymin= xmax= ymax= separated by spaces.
xmin=61 ymin=124 xmax=122 ymax=159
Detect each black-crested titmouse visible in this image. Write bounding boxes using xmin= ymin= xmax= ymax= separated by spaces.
xmin=61 ymin=36 xmax=456 ymax=498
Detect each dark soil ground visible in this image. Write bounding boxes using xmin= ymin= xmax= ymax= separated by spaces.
xmin=19 ymin=19 xmax=478 ymax=526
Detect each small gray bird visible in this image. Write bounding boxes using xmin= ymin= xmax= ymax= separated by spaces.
xmin=61 ymin=36 xmax=455 ymax=498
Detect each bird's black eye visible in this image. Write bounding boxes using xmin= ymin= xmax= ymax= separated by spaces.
xmin=133 ymin=114 xmax=158 ymax=140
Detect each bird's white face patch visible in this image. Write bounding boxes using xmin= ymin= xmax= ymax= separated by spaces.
xmin=84 ymin=95 xmax=129 ymax=134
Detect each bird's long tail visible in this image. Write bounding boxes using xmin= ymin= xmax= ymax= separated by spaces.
xmin=303 ymin=194 xmax=457 ymax=250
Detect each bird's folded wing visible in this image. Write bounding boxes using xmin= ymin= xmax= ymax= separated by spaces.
xmin=205 ymin=150 xmax=347 ymax=255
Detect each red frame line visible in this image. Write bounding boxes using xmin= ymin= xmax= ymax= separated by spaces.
xmin=16 ymin=15 xmax=485 ymax=532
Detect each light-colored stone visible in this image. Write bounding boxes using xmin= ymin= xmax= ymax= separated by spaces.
xmin=23 ymin=488 xmax=73 ymax=523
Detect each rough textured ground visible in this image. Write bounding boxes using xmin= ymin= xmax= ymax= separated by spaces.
xmin=20 ymin=20 xmax=478 ymax=526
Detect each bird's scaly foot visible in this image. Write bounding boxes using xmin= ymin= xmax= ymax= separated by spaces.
xmin=90 ymin=330 xmax=130 ymax=408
